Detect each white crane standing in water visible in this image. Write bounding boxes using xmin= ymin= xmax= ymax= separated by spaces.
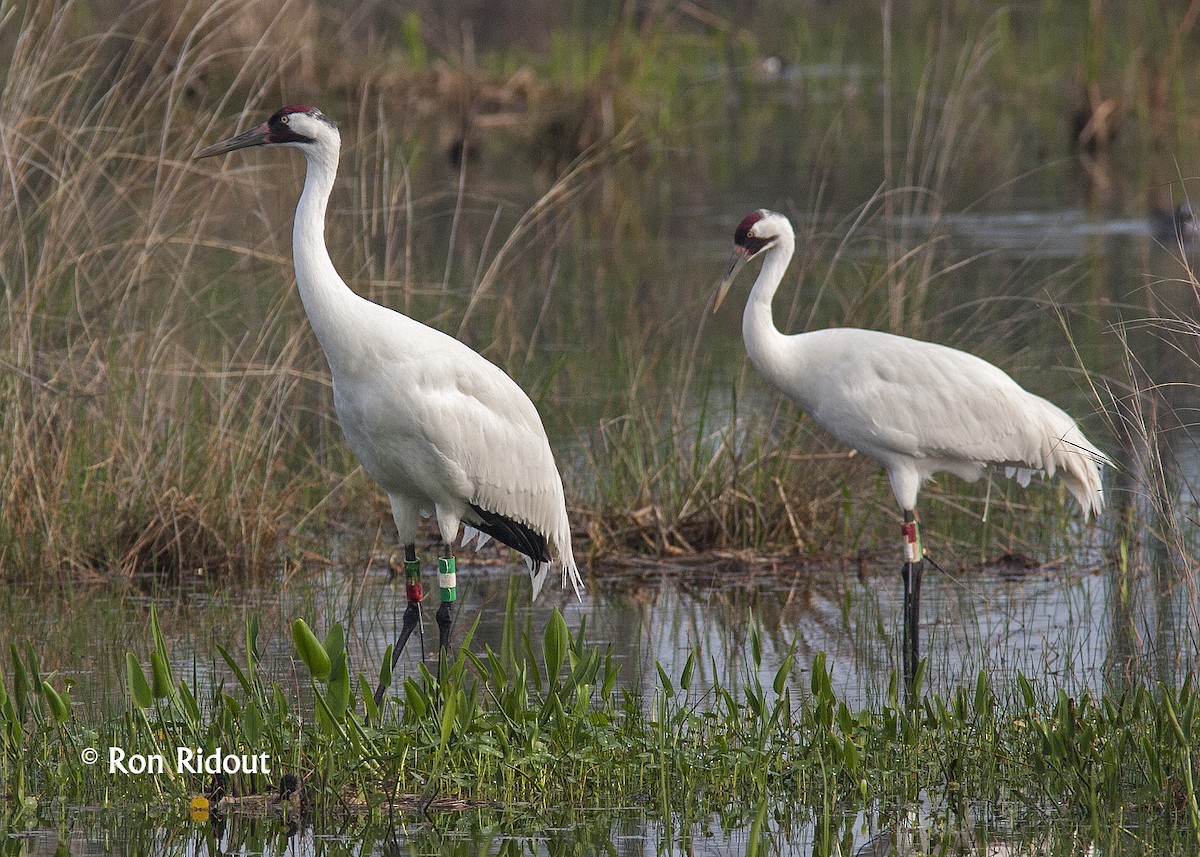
xmin=714 ymin=209 xmax=1110 ymax=684
xmin=196 ymin=106 xmax=583 ymax=700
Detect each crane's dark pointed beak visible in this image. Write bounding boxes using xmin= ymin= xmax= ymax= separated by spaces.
xmin=194 ymin=122 xmax=272 ymax=159
xmin=714 ymin=246 xmax=750 ymax=312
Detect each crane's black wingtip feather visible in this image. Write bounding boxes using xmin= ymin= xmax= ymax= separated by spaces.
xmin=468 ymin=504 xmax=550 ymax=563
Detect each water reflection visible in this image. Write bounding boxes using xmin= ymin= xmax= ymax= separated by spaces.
xmin=0 ymin=545 xmax=1134 ymax=721
xmin=8 ymin=804 xmax=1128 ymax=856
xmin=351 ymin=547 xmax=1114 ymax=709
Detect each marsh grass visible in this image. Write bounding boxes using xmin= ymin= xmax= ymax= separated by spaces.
xmin=0 ymin=0 xmax=344 ymax=581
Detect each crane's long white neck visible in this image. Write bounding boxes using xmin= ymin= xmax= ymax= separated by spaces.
xmin=742 ymin=227 xmax=798 ymax=390
xmin=292 ymin=141 xmax=361 ymax=368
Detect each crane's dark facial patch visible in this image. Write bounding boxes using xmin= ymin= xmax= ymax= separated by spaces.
xmin=264 ymin=106 xmax=337 ymax=144
xmin=469 ymin=504 xmax=551 ymax=563
xmin=734 ymin=210 xmax=774 ymax=256
xmin=261 ymin=108 xmax=313 ymax=144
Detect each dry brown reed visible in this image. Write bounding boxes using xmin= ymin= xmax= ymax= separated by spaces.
xmin=0 ymin=0 xmax=341 ymax=581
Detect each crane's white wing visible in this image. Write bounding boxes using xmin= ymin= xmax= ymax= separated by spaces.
xmin=329 ymin=306 xmax=580 ymax=597
xmin=775 ymin=329 xmax=1106 ymax=514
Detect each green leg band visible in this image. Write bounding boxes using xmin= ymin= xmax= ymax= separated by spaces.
xmin=438 ymin=556 xmax=457 ymax=603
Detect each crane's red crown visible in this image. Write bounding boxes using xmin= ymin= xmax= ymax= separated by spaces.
xmin=733 ymin=210 xmax=773 ymax=256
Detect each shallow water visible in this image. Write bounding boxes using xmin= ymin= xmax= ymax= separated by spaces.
xmin=10 ymin=549 xmax=1116 ymax=714
xmin=38 ymin=806 xmax=1180 ymax=857
xmin=7 ymin=511 xmax=1192 ymax=854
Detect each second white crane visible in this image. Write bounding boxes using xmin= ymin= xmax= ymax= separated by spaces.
xmin=196 ymin=106 xmax=583 ymax=698
xmin=715 ymin=209 xmax=1110 ymax=684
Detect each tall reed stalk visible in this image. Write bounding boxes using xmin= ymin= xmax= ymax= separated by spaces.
xmin=0 ymin=0 xmax=334 ymax=580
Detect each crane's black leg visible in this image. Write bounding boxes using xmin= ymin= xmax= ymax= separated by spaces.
xmin=434 ymin=550 xmax=457 ymax=674
xmin=373 ymin=543 xmax=423 ymax=708
xmin=901 ymin=510 xmax=924 ymax=698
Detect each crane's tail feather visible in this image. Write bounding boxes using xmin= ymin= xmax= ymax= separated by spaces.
xmin=1003 ymin=465 xmax=1036 ymax=487
xmin=461 ymin=524 xmax=493 ymax=550
xmin=1042 ymin=416 xmax=1111 ymax=520
xmin=465 ymin=503 xmax=582 ymax=601
xmin=1054 ymin=438 xmax=1110 ymax=521
xmin=1002 ymin=413 xmax=1110 ymax=520
xmin=467 ymin=503 xmax=550 ymax=562
xmin=525 ymin=553 xmax=583 ymax=603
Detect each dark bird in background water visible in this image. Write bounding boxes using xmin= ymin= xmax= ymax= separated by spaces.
xmin=1149 ymin=201 xmax=1195 ymax=246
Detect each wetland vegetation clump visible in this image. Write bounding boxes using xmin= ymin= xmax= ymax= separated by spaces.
xmin=3 ymin=606 xmax=1200 ymax=853
xmin=11 ymin=0 xmax=1200 ymax=585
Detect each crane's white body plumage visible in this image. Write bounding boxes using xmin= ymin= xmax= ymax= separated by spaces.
xmin=203 ymin=107 xmax=580 ymax=600
xmin=719 ymin=209 xmax=1108 ymax=518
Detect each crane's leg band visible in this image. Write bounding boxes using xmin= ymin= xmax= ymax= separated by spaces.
xmin=436 ymin=556 xmax=456 ymax=654
xmin=901 ymin=515 xmax=923 ymax=564
xmin=438 ymin=556 xmax=457 ymax=603
xmin=404 ymin=559 xmax=423 ymax=603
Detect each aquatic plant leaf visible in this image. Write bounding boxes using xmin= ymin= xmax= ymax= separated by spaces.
xmin=439 ymin=687 xmax=458 ymax=746
xmin=842 ymin=734 xmax=860 ymax=771
xmin=911 ymin=658 xmax=927 ymax=698
xmin=242 ymin=702 xmax=263 ymax=746
xmin=601 ymin=650 xmax=619 ymax=702
xmin=377 ymin=644 xmax=394 ymax=701
xmin=178 ymin=679 xmax=201 ymax=723
xmin=149 ymin=651 xmax=172 ymax=701
xmin=403 ymin=679 xmax=426 ymax=720
xmin=323 ymin=623 xmax=346 ymax=675
xmin=149 ymin=606 xmax=174 ymax=691
xmin=524 ymin=629 xmax=543 ymax=694
xmin=543 ymin=608 xmax=568 ymax=688
xmin=125 ymin=653 xmax=152 ymax=710
xmin=656 ymin=662 xmax=674 ymax=698
xmin=680 ymin=651 xmax=696 ymax=693
xmin=773 ymin=650 xmax=794 ymax=697
xmin=1017 ymin=672 xmax=1036 ymax=708
xmin=9 ymin=644 xmax=28 ymax=720
xmin=216 ymin=644 xmax=253 ymax=698
xmin=40 ymin=680 xmax=68 ymax=722
xmin=245 ymin=615 xmax=261 ymax=692
xmin=24 ymin=645 xmax=43 ymax=718
xmin=974 ymin=669 xmax=992 ymax=718
xmin=359 ymin=674 xmax=379 ymax=723
xmin=326 ymin=652 xmax=350 ymax=721
xmin=292 ymin=619 xmax=331 ymax=681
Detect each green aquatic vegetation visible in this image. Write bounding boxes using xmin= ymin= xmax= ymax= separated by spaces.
xmin=2 ymin=607 xmax=1200 ymax=851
